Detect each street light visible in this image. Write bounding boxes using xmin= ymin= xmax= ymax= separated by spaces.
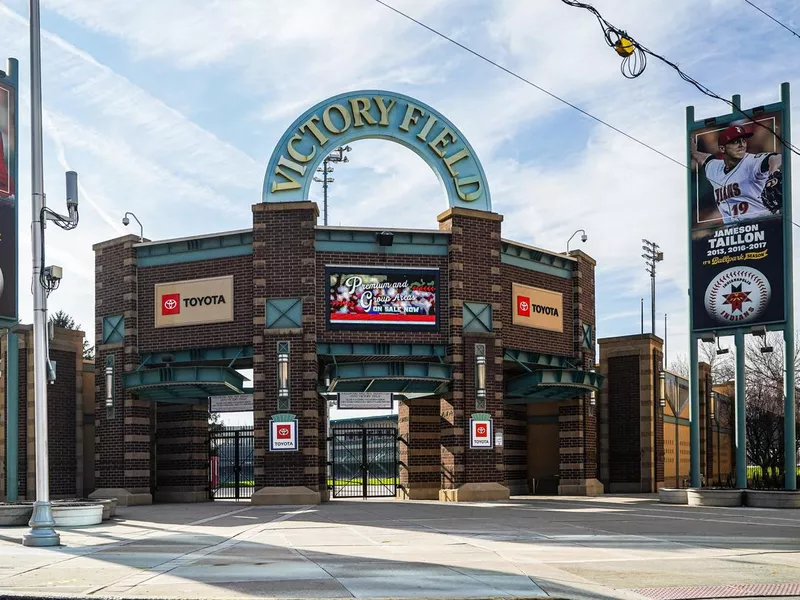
xmin=566 ymin=229 xmax=588 ymax=253
xmin=122 ymin=212 xmax=143 ymax=242
xmin=314 ymin=146 xmax=351 ymax=226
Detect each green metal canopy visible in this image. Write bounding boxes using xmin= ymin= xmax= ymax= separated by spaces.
xmin=323 ymin=361 xmax=452 ymax=394
xmin=123 ymin=366 xmax=246 ymax=404
xmin=505 ymin=368 xmax=603 ymax=402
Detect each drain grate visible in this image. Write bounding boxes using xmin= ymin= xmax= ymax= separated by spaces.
xmin=631 ymin=582 xmax=800 ymax=600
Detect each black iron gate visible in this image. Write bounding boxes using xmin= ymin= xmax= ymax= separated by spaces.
xmin=210 ymin=425 xmax=254 ymax=500
xmin=330 ymin=426 xmax=398 ymax=498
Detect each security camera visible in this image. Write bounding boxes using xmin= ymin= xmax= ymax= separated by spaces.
xmin=581 ymin=233 xmax=588 ymax=243
xmin=122 ymin=216 xmax=130 ymax=226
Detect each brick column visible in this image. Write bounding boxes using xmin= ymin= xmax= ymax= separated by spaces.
xmin=438 ymin=207 xmax=508 ymax=502
xmin=597 ymin=334 xmax=664 ymax=493
xmin=155 ymin=403 xmax=209 ymax=502
xmin=91 ymin=235 xmax=152 ymax=506
xmin=251 ymin=202 xmax=321 ymax=505
xmin=503 ymin=404 xmax=527 ymax=494
xmin=398 ymin=398 xmax=440 ymax=499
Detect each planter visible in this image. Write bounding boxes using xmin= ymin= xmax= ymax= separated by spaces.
xmin=51 ymin=503 xmax=103 ymax=527
xmin=55 ymin=498 xmax=116 ymax=520
xmin=745 ymin=489 xmax=800 ymax=509
xmin=0 ymin=503 xmax=33 ymax=526
xmin=108 ymin=498 xmax=118 ymax=517
xmin=658 ymin=488 xmax=688 ymax=504
xmin=687 ymin=488 xmax=743 ymax=507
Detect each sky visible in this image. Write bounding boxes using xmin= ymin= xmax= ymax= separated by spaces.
xmin=1 ymin=0 xmax=799 ymax=420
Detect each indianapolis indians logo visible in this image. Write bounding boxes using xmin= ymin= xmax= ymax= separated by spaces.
xmin=704 ymin=267 xmax=771 ymax=324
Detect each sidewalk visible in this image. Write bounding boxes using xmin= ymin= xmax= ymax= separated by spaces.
xmin=0 ymin=496 xmax=799 ymax=599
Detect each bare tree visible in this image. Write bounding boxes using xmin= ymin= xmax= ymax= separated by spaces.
xmin=49 ymin=310 xmax=94 ymax=361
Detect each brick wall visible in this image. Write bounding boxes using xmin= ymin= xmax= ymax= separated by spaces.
xmin=503 ymin=403 xmax=527 ymax=493
xmin=501 ymin=264 xmax=573 ymax=356
xmin=49 ymin=348 xmax=77 ymax=498
xmin=156 ymin=403 xmax=208 ymax=501
xmin=138 ymin=255 xmax=253 ymax=353
xmin=17 ymin=343 xmax=26 ymax=498
xmin=606 ymin=355 xmax=641 ymax=484
xmin=398 ymin=398 xmax=440 ymax=498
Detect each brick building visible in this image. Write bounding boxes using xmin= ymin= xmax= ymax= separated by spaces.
xmin=88 ymin=89 xmax=604 ymax=505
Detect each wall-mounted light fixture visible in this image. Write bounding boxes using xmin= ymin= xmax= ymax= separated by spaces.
xmin=658 ymin=370 xmax=666 ymax=408
xmin=475 ymin=343 xmax=486 ymax=410
xmin=277 ymin=341 xmax=290 ymax=411
xmin=376 ymin=231 xmax=394 ymax=247
xmin=710 ymin=391 xmax=716 ymax=422
xmin=589 ymin=390 xmax=596 ymax=416
xmin=105 ymin=355 xmax=115 ymax=419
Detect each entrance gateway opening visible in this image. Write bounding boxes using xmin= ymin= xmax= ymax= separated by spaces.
xmin=90 ymin=88 xmax=603 ymax=507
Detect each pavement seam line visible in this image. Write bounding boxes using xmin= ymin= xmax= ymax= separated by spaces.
xmin=80 ymin=505 xmax=312 ymax=596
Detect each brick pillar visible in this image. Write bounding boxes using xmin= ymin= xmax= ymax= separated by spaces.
xmin=560 ymin=250 xmax=603 ymax=496
xmin=437 ymin=207 xmax=508 ymax=502
xmin=597 ymin=334 xmax=664 ymax=493
xmin=155 ymin=403 xmax=209 ymax=502
xmin=91 ymin=235 xmax=152 ymax=506
xmin=503 ymin=403 xmax=527 ymax=494
xmin=251 ymin=201 xmax=321 ymax=505
xmin=398 ymin=398 xmax=440 ymax=499
xmin=699 ymin=363 xmax=712 ymax=485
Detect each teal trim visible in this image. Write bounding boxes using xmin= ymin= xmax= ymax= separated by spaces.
xmin=138 ymin=345 xmax=253 ymax=367
xmin=317 ymin=342 xmax=446 ymax=358
xmin=5 ymin=332 xmax=18 ymax=501
xmin=505 ymin=368 xmax=603 ymax=400
xmin=582 ymin=324 xmax=593 ymax=350
xmin=102 ymin=315 xmax=124 ymax=345
xmin=782 ymin=82 xmax=796 ymax=491
xmin=263 ymin=90 xmax=492 ymax=212
xmin=327 ymin=361 xmax=452 ymax=394
xmin=501 ymin=241 xmax=573 ymax=279
xmin=664 ymin=415 xmax=691 ymax=426
xmin=123 ymin=366 xmax=245 ymax=403
xmin=316 ymin=228 xmax=449 ymax=255
xmin=136 ymin=230 xmax=252 ymax=267
xmin=266 ymin=298 xmax=302 ymax=329
xmin=502 ymin=348 xmax=574 ymax=369
xmin=463 ymin=302 xmax=492 ymax=333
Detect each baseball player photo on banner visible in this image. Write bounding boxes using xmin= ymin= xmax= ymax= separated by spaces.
xmin=689 ymin=111 xmax=786 ymax=331
xmin=0 ymin=80 xmax=16 ymax=321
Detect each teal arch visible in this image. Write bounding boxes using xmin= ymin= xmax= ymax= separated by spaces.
xmin=263 ymin=90 xmax=491 ymax=212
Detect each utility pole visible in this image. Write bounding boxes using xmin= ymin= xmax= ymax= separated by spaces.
xmin=642 ymin=239 xmax=664 ymax=337
xmin=314 ymin=146 xmax=351 ymax=226
xmin=24 ymin=0 xmax=80 ymax=547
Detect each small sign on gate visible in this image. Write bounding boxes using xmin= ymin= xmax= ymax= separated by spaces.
xmin=337 ymin=392 xmax=393 ymax=410
xmin=210 ymin=394 xmax=253 ymax=413
xmin=270 ymin=416 xmax=298 ymax=451
xmin=470 ymin=418 xmax=493 ymax=449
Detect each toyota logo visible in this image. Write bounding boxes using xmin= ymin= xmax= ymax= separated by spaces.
xmin=164 ymin=298 xmax=178 ymax=310
xmin=279 ymin=427 xmax=289 ymax=436
xmin=477 ymin=426 xmax=486 ymax=435
xmin=519 ymin=301 xmax=529 ymax=311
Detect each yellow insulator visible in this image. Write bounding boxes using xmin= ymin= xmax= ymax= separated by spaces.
xmin=614 ymin=37 xmax=635 ymax=57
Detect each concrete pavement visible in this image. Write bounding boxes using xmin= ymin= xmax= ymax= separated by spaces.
xmin=0 ymin=495 xmax=798 ymax=599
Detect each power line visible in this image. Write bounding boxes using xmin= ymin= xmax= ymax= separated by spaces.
xmin=372 ymin=0 xmax=684 ymax=169
xmin=372 ymin=0 xmax=800 ymax=229
xmin=743 ymin=0 xmax=800 ymax=41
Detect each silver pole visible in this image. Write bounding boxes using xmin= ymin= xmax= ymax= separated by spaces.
xmin=23 ymin=0 xmax=59 ymax=547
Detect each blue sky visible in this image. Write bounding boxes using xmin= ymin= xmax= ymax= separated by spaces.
xmin=1 ymin=0 xmax=800 ymax=373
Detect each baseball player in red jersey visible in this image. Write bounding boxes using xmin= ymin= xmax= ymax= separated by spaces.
xmin=691 ymin=124 xmax=782 ymax=224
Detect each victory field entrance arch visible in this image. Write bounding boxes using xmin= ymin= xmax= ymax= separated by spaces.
xmin=91 ymin=90 xmax=602 ymax=506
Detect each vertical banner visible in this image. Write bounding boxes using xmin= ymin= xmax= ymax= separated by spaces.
xmin=0 ymin=59 xmax=18 ymax=324
xmin=688 ymin=97 xmax=789 ymax=332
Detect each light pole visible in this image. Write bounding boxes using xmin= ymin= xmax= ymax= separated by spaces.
xmin=314 ymin=146 xmax=351 ymax=226
xmin=122 ymin=212 xmax=143 ymax=242
xmin=642 ymin=239 xmax=663 ymax=337
xmin=566 ymin=229 xmax=587 ymax=254
xmin=24 ymin=0 xmax=80 ymax=548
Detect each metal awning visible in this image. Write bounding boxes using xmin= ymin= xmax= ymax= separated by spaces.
xmin=123 ymin=366 xmax=246 ymax=404
xmin=321 ymin=361 xmax=452 ymax=394
xmin=505 ymin=368 xmax=603 ymax=402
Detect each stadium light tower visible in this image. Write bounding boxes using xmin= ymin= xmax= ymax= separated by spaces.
xmin=314 ymin=146 xmax=351 ymax=226
xmin=642 ymin=239 xmax=664 ymax=339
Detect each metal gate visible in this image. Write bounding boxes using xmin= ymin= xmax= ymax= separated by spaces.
xmin=330 ymin=426 xmax=398 ymax=498
xmin=209 ymin=425 xmax=254 ymax=500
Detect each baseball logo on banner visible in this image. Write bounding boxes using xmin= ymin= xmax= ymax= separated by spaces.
xmin=470 ymin=419 xmax=493 ymax=449
xmin=704 ymin=266 xmax=771 ymax=325
xmin=270 ymin=419 xmax=298 ymax=451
